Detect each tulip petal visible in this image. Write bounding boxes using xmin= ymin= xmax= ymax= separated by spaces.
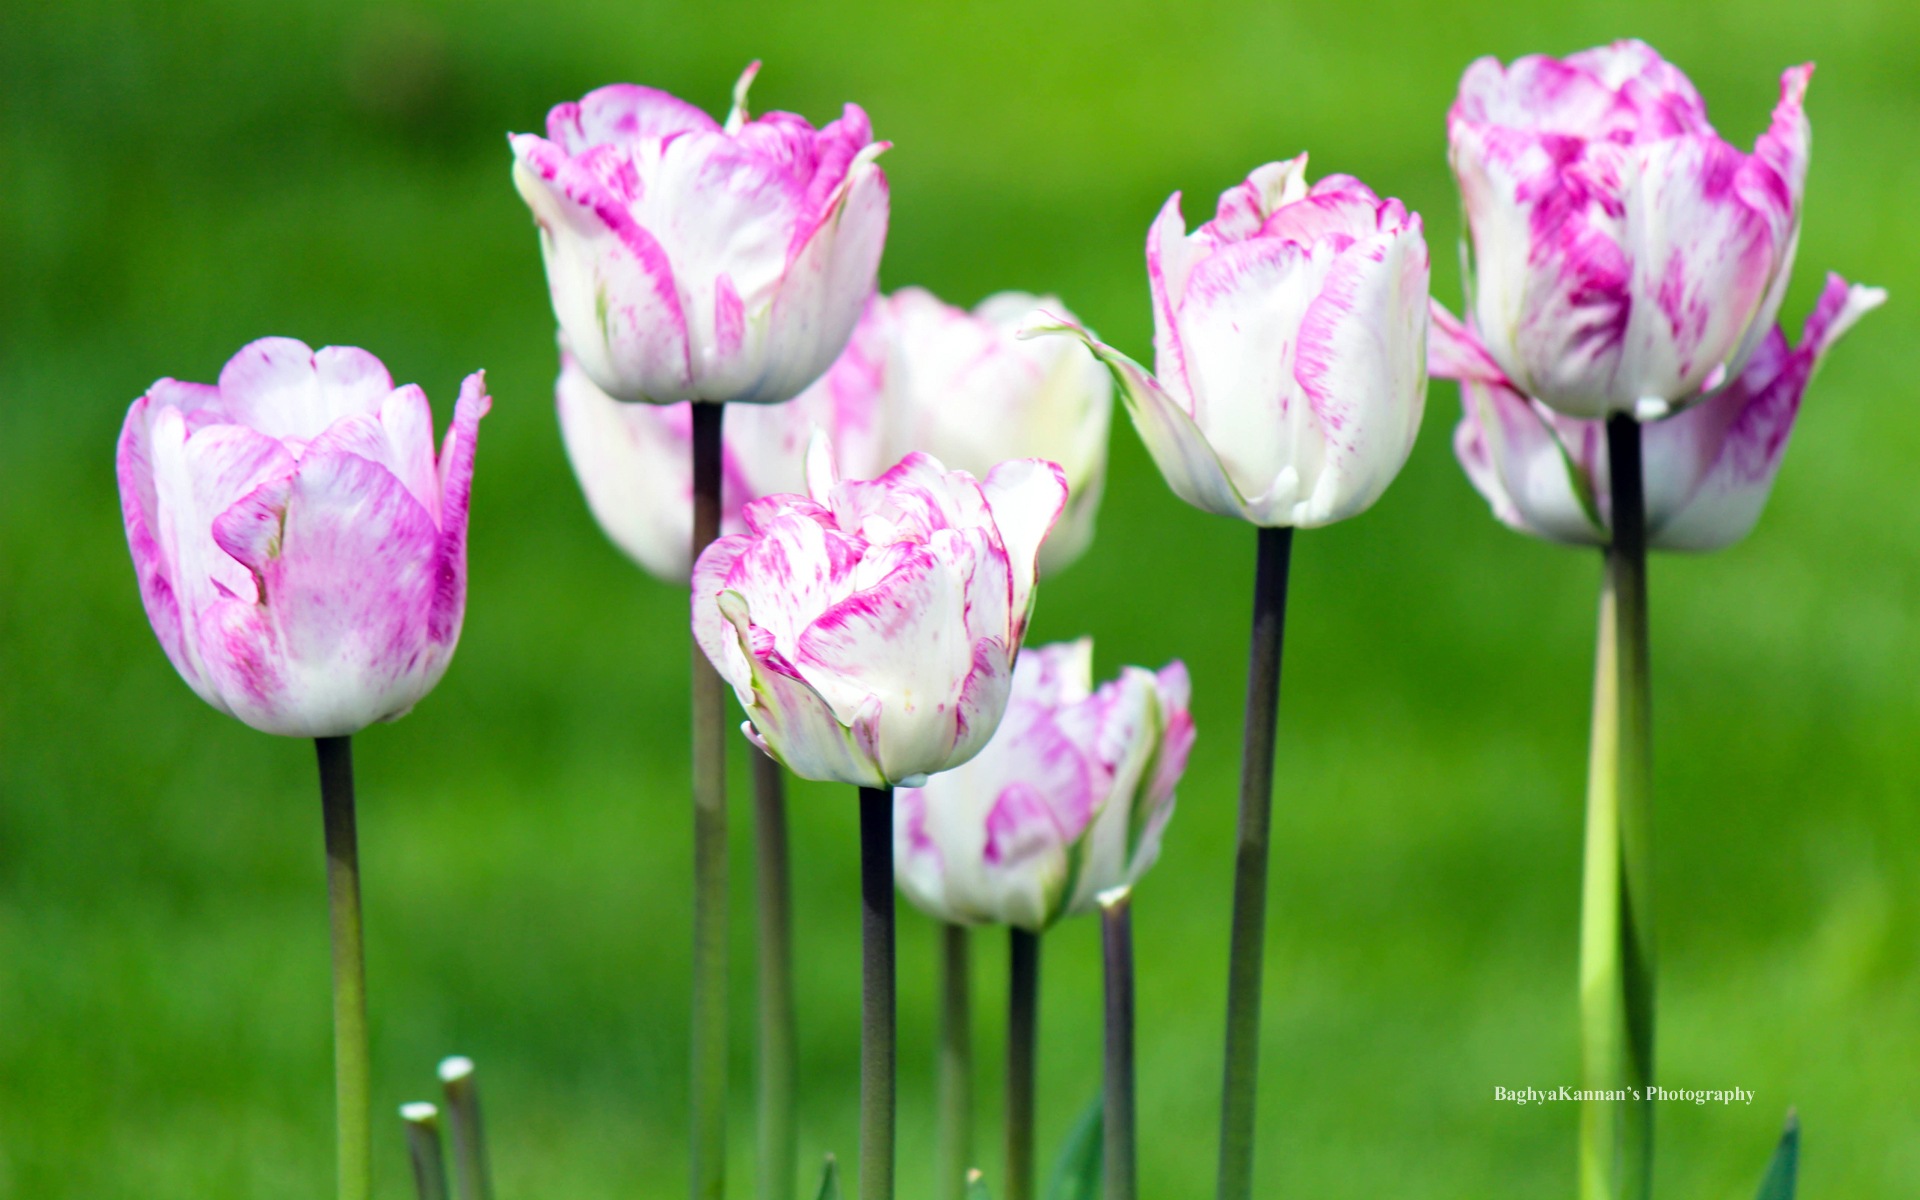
xmin=428 ymin=372 xmax=489 ymax=644
xmin=978 ymin=458 xmax=1066 ymax=636
xmin=1023 ymin=311 xmax=1264 ymax=524
xmin=217 ymin=339 xmax=396 ymax=443
xmin=720 ymin=592 xmax=887 ymax=787
xmin=547 ymin=83 xmax=720 ymax=154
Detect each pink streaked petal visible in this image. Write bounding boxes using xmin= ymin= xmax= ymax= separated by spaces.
xmin=1426 ymin=301 xmax=1508 ymax=383
xmin=1254 ymin=188 xmax=1383 ymax=247
xmin=724 ymin=508 xmax=862 ymax=655
xmin=544 ymin=83 xmax=720 ymax=155
xmin=151 ymin=415 xmax=297 ymax=637
xmin=1201 ymin=157 xmax=1310 ymax=244
xmin=427 ymin=372 xmax=489 ymax=644
xmin=1012 ymin=639 xmax=1095 ymax=710
xmin=946 ymin=636 xmax=1016 ymax=774
xmin=217 ymin=339 xmax=395 ymax=442
xmin=511 ymin=135 xmax=693 ymax=402
xmin=1146 ymin=191 xmax=1201 ymax=407
xmin=729 ymin=614 xmax=887 ymax=787
xmin=118 ymin=393 xmax=196 ymax=686
xmin=1292 ymin=224 xmax=1430 ymax=526
xmin=979 ymin=458 xmax=1067 ymax=638
xmin=692 ymin=536 xmax=756 ymax=679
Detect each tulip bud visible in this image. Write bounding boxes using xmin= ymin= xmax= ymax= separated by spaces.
xmin=1448 ymin=40 xmax=1810 ymax=419
xmin=893 ymin=640 xmax=1194 ymax=932
xmin=510 ymin=63 xmax=890 ymax=407
xmin=1029 ymin=155 xmax=1429 ymax=528
xmin=117 ymin=338 xmax=488 ymax=736
xmin=1436 ymin=274 xmax=1884 ymax=551
xmin=691 ymin=438 xmax=1068 ymax=787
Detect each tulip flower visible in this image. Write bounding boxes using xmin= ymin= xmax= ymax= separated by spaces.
xmin=116 ymin=336 xmax=488 ymax=1200
xmin=692 ymin=439 xmax=1068 ymax=789
xmin=857 ymin=288 xmax=1111 ymax=572
xmin=117 ymin=337 xmax=488 ymax=738
xmin=511 ymin=63 xmax=890 ymax=407
xmin=1029 ymin=153 xmax=1429 ymax=529
xmin=893 ymin=638 xmax=1188 ymax=1200
xmin=1033 ymin=155 xmax=1429 ymax=1200
xmin=1438 ymin=274 xmax=1886 ymax=551
xmin=1448 ymin=40 xmax=1810 ymax=419
xmin=554 ymin=341 xmax=887 ymax=582
xmin=893 ymin=639 xmax=1193 ymax=932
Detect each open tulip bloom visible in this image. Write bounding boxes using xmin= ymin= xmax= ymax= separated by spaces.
xmin=1032 ymin=153 xmax=1430 ymax=1200
xmin=514 ymin=65 xmax=892 ymax=1200
xmin=116 ymin=337 xmax=489 ymax=1200
xmin=894 ymin=640 xmax=1192 ymax=1200
xmin=1438 ymin=39 xmax=1879 ymax=1200
xmin=693 ymin=436 xmax=1065 ymax=1200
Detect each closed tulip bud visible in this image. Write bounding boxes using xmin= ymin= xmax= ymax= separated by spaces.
xmin=1437 ymin=274 xmax=1884 ymax=551
xmin=1448 ymin=40 xmax=1810 ymax=419
xmin=691 ymin=438 xmax=1068 ymax=788
xmin=1029 ymin=155 xmax=1429 ymax=528
xmin=511 ymin=62 xmax=889 ymax=406
xmin=894 ymin=639 xmax=1194 ymax=932
xmin=116 ymin=338 xmax=488 ymax=736
xmin=554 ymin=336 xmax=886 ymax=583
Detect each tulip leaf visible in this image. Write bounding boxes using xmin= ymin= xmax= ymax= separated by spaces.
xmin=1754 ymin=1110 xmax=1799 ymax=1200
xmin=1043 ymin=1094 xmax=1103 ymax=1200
xmin=815 ymin=1153 xmax=842 ymax=1200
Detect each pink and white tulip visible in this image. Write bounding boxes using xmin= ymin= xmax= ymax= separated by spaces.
xmin=1437 ymin=274 xmax=1884 ymax=551
xmin=511 ymin=63 xmax=889 ymax=406
xmin=555 ymin=339 xmax=886 ymax=582
xmin=117 ymin=338 xmax=489 ymax=736
xmin=1449 ymin=40 xmax=1811 ymax=419
xmin=894 ymin=639 xmax=1193 ymax=932
xmin=691 ymin=440 xmax=1068 ymax=787
xmin=1030 ymin=155 xmax=1429 ymax=528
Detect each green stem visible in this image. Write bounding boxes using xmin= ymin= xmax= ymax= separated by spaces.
xmin=401 ymin=1102 xmax=451 ymax=1200
xmin=1005 ymin=928 xmax=1041 ymax=1200
xmin=859 ymin=786 xmax=897 ymax=1200
xmin=1100 ymin=890 xmax=1137 ymax=1200
xmin=1215 ymin=525 xmax=1292 ymax=1200
xmin=754 ymin=752 xmax=798 ymax=1200
xmin=691 ymin=401 xmax=730 ymax=1200
xmin=315 ymin=735 xmax=371 ymax=1200
xmin=936 ymin=924 xmax=973 ymax=1200
xmin=1579 ymin=414 xmax=1655 ymax=1200
xmin=439 ymin=1056 xmax=494 ymax=1200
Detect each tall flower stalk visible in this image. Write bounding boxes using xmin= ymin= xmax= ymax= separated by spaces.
xmin=1004 ymin=929 xmax=1041 ymax=1200
xmin=936 ymin=925 xmax=973 ymax=1200
xmin=1579 ymin=417 xmax=1655 ymax=1200
xmin=859 ymin=787 xmax=898 ymax=1200
xmin=316 ymin=736 xmax=371 ymax=1200
xmin=1216 ymin=527 xmax=1291 ymax=1198
xmin=753 ymin=753 xmax=799 ymax=1200
xmin=1100 ymin=888 xmax=1137 ymax=1200
xmin=689 ymin=403 xmax=729 ymax=1200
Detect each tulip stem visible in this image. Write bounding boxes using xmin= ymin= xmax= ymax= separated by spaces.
xmin=1579 ymin=415 xmax=1655 ymax=1200
xmin=401 ymin=1102 xmax=451 ymax=1200
xmin=1005 ymin=928 xmax=1041 ymax=1200
xmin=315 ymin=736 xmax=371 ymax=1200
xmin=1100 ymin=890 xmax=1137 ymax=1200
xmin=438 ymin=1056 xmax=494 ymax=1200
xmin=1215 ymin=525 xmax=1292 ymax=1200
xmin=859 ymin=786 xmax=897 ymax=1200
xmin=936 ymin=923 xmax=973 ymax=1200
xmin=691 ymin=401 xmax=730 ymax=1200
xmin=754 ymin=752 xmax=798 ymax=1200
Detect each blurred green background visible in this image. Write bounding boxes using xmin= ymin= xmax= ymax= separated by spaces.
xmin=2 ymin=0 xmax=1916 ymax=1195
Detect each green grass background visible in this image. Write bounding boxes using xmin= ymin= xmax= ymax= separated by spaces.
xmin=3 ymin=0 xmax=1917 ymax=1195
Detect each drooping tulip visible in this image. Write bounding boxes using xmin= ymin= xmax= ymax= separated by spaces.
xmin=1030 ymin=154 xmax=1429 ymax=528
xmin=511 ymin=63 xmax=889 ymax=406
xmin=691 ymin=439 xmax=1068 ymax=787
xmin=894 ymin=639 xmax=1193 ymax=932
xmin=1437 ymin=273 xmax=1884 ymax=551
xmin=116 ymin=338 xmax=488 ymax=737
xmin=555 ymin=339 xmax=886 ymax=582
xmin=1448 ymin=40 xmax=1810 ymax=419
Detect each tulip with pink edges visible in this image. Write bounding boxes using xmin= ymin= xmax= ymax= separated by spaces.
xmin=116 ymin=337 xmax=489 ymax=1200
xmin=893 ymin=639 xmax=1192 ymax=1200
xmin=1437 ymin=274 xmax=1885 ymax=553
xmin=512 ymin=64 xmax=890 ymax=1200
xmin=693 ymin=436 xmax=1066 ymax=1200
xmin=1436 ymin=40 xmax=1876 ymax=1200
xmin=1029 ymin=152 xmax=1429 ymax=1200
